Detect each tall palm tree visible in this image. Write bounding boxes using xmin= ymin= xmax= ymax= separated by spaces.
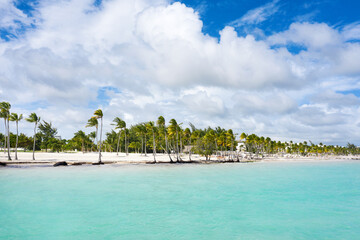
xmin=9 ymin=113 xmax=23 ymax=160
xmin=134 ymin=124 xmax=144 ymax=155
xmin=123 ymin=121 xmax=128 ymax=156
xmin=26 ymin=113 xmax=40 ymax=160
xmin=0 ymin=102 xmax=11 ymax=160
xmin=0 ymin=111 xmax=7 ymax=154
xmin=157 ymin=116 xmax=172 ymax=162
xmin=86 ymin=117 xmax=98 ymax=147
xmin=135 ymin=123 xmax=147 ymax=156
xmin=146 ymin=121 xmax=157 ymax=163
xmin=169 ymin=119 xmax=180 ymax=162
xmin=112 ymin=117 xmax=126 ymax=156
xmin=184 ymin=127 xmax=191 ymax=160
xmin=141 ymin=123 xmax=148 ymax=156
xmin=93 ymin=109 xmax=103 ymax=163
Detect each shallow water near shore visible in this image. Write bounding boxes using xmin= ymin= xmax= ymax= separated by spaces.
xmin=1 ymin=161 xmax=360 ymax=239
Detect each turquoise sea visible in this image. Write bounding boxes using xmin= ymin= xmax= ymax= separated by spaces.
xmin=1 ymin=161 xmax=360 ymax=239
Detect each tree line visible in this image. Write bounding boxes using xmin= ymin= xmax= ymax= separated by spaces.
xmin=1 ymin=101 xmax=360 ymax=162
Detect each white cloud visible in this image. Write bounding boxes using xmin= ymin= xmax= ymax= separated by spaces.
xmin=181 ymin=90 xmax=225 ymax=116
xmin=341 ymin=22 xmax=360 ymax=41
xmin=229 ymin=0 xmax=279 ymax=27
xmin=311 ymin=90 xmax=360 ymax=108
xmin=233 ymin=92 xmax=297 ymax=115
xmin=1 ymin=0 xmax=360 ymax=145
xmin=0 ymin=0 xmax=34 ymax=36
xmin=268 ymin=22 xmax=341 ymax=49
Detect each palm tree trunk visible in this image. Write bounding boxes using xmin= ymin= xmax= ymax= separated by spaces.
xmin=7 ymin=117 xmax=11 ymax=160
xmin=3 ymin=119 xmax=6 ymax=154
xmin=180 ymin=134 xmax=182 ymax=154
xmin=125 ymin=128 xmax=128 ymax=156
xmin=141 ymin=137 xmax=143 ymax=155
xmin=98 ymin=118 xmax=103 ymax=163
xmin=15 ymin=121 xmax=19 ymax=160
xmin=116 ymin=130 xmax=121 ymax=156
xmin=144 ymin=134 xmax=147 ymax=156
xmin=32 ymin=123 xmax=37 ymax=160
xmin=153 ymin=132 xmax=156 ymax=162
xmin=176 ymin=129 xmax=179 ymax=162
xmin=96 ymin=126 xmax=99 ymax=151
xmin=164 ymin=129 xmax=168 ymax=153
xmin=164 ymin=128 xmax=173 ymax=162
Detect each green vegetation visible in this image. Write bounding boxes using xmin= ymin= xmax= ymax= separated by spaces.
xmin=1 ymin=102 xmax=360 ymax=161
xmin=9 ymin=113 xmax=22 ymax=160
xmin=240 ymin=133 xmax=360 ymax=157
xmin=25 ymin=112 xmax=41 ymax=160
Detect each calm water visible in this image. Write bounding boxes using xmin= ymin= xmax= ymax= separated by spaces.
xmin=1 ymin=161 xmax=360 ymax=240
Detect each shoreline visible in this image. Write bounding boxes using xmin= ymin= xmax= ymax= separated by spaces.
xmin=1 ymin=152 xmax=359 ymax=167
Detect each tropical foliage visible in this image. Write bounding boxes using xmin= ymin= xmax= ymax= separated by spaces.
xmin=1 ymin=102 xmax=360 ymax=161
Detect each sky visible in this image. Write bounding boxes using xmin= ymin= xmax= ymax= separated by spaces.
xmin=1 ymin=0 xmax=360 ymax=145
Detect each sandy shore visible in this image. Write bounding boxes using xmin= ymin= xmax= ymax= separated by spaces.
xmin=0 ymin=152 xmax=202 ymax=165
xmin=0 ymin=152 xmax=358 ymax=166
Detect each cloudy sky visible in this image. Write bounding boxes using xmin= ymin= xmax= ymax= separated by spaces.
xmin=1 ymin=0 xmax=360 ymax=145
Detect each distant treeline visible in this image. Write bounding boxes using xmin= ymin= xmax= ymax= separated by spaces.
xmin=1 ymin=101 xmax=360 ymax=162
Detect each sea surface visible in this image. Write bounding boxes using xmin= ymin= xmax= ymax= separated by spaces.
xmin=1 ymin=161 xmax=360 ymax=240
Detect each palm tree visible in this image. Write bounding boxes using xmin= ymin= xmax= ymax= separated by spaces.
xmin=184 ymin=127 xmax=191 ymax=160
xmin=146 ymin=121 xmax=157 ymax=163
xmin=112 ymin=117 xmax=126 ymax=156
xmin=88 ymin=131 xmax=96 ymax=151
xmin=38 ymin=120 xmax=57 ymax=152
xmin=169 ymin=119 xmax=180 ymax=162
xmin=26 ymin=113 xmax=40 ymax=160
xmin=10 ymin=113 xmax=23 ymax=160
xmin=0 ymin=110 xmax=7 ymax=154
xmin=157 ymin=116 xmax=172 ymax=162
xmin=74 ymin=130 xmax=87 ymax=153
xmin=86 ymin=117 xmax=98 ymax=148
xmin=93 ymin=109 xmax=103 ymax=163
xmin=134 ymin=124 xmax=144 ymax=155
xmin=141 ymin=123 xmax=148 ymax=156
xmin=0 ymin=102 xmax=12 ymax=160
xmin=135 ymin=123 xmax=147 ymax=156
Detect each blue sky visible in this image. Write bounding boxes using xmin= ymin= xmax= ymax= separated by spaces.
xmin=178 ymin=0 xmax=360 ymax=37
xmin=5 ymin=0 xmax=360 ymax=41
xmin=1 ymin=0 xmax=360 ymax=144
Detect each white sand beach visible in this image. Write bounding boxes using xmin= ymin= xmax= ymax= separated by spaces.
xmin=0 ymin=151 xmax=358 ymax=166
xmin=0 ymin=152 xmax=202 ymax=165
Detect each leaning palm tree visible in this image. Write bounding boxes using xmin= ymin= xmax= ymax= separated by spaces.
xmin=169 ymin=119 xmax=180 ymax=162
xmin=157 ymin=116 xmax=173 ymax=162
xmin=0 ymin=102 xmax=11 ymax=160
xmin=93 ymin=109 xmax=103 ymax=163
xmin=123 ymin=121 xmax=128 ymax=156
xmin=146 ymin=121 xmax=157 ymax=163
xmin=10 ymin=113 xmax=23 ymax=160
xmin=112 ymin=117 xmax=126 ymax=156
xmin=26 ymin=113 xmax=40 ymax=160
xmin=0 ymin=111 xmax=7 ymax=154
xmin=86 ymin=117 xmax=99 ymax=147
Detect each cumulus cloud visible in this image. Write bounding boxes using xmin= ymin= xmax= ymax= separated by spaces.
xmin=268 ymin=22 xmax=341 ymax=49
xmin=233 ymin=92 xmax=297 ymax=115
xmin=311 ymin=90 xmax=360 ymax=108
xmin=0 ymin=0 xmax=360 ymax=145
